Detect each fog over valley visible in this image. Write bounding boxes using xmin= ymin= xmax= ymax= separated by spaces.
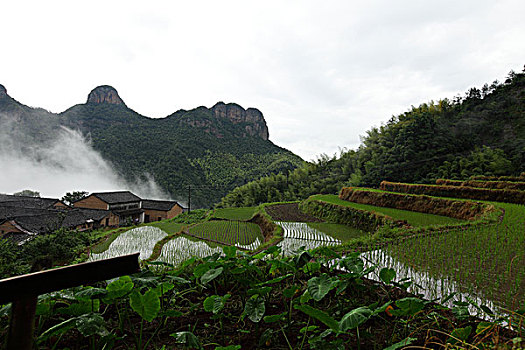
xmin=0 ymin=112 xmax=170 ymax=200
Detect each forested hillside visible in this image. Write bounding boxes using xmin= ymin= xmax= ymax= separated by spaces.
xmin=0 ymin=85 xmax=303 ymax=207
xmin=219 ymin=68 xmax=525 ymax=207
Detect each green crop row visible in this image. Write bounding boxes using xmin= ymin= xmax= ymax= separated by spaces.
xmin=437 ymin=178 xmax=525 ymax=191
xmin=340 ymin=186 xmax=499 ymax=221
xmin=470 ymin=174 xmax=525 ymax=182
xmin=212 ymin=207 xmax=257 ymax=220
xmin=188 ymin=220 xmax=263 ymax=246
xmin=299 ymin=196 xmax=406 ymax=233
xmin=379 ymin=181 xmax=525 ymax=205
xmin=313 ymin=194 xmax=464 ymax=227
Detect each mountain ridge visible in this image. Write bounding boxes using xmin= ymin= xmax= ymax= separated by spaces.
xmin=0 ymin=84 xmax=303 ymax=207
xmin=219 ymin=68 xmax=525 ymax=207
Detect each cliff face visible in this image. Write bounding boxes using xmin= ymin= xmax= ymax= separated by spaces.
xmin=87 ymin=85 xmax=125 ymax=105
xmin=0 ymin=84 xmax=7 ymax=99
xmin=212 ymin=102 xmax=269 ymax=140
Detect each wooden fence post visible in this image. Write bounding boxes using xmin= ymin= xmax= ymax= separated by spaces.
xmin=0 ymin=253 xmax=140 ymax=350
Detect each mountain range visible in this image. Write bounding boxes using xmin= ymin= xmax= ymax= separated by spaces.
xmin=0 ymin=84 xmax=303 ymax=207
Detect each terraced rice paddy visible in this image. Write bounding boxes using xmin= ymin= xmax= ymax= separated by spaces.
xmin=312 ymin=194 xmax=464 ymax=227
xmin=361 ymin=249 xmax=500 ymax=318
xmin=188 ymin=220 xmax=263 ymax=247
xmin=307 ymin=222 xmax=367 ymax=242
xmin=368 ymin=202 xmax=525 ymax=314
xmin=154 ymin=236 xmax=223 ymax=266
xmin=277 ymin=222 xmax=341 ymax=256
xmin=89 ymin=226 xmax=167 ymax=261
xmin=212 ymin=207 xmax=257 ymax=220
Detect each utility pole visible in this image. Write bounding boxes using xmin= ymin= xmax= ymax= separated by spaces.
xmin=187 ymin=185 xmax=191 ymax=213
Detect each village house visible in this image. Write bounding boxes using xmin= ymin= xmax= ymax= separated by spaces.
xmin=0 ymin=194 xmax=111 ymax=243
xmin=141 ymin=199 xmax=184 ymax=223
xmin=0 ymin=191 xmax=185 ymax=243
xmin=73 ymin=191 xmax=143 ymax=226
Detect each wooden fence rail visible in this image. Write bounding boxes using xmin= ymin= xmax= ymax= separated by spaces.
xmin=0 ymin=253 xmax=140 ymax=350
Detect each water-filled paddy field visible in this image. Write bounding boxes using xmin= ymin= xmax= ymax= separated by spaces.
xmin=89 ymin=226 xmax=167 ymax=261
xmin=276 ymin=221 xmax=342 ymax=256
xmin=188 ymin=220 xmax=263 ymax=246
xmin=383 ymin=202 xmax=525 ymax=313
xmin=88 ymin=199 xmax=524 ymax=315
xmin=89 ymin=220 xmax=265 ymax=263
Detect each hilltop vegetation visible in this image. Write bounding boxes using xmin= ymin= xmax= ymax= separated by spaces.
xmin=0 ymin=86 xmax=303 ymax=207
xmin=59 ymin=101 xmax=303 ymax=207
xmin=220 ymin=68 xmax=525 ymax=207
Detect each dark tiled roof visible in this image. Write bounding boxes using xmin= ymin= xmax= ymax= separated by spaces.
xmin=91 ymin=191 xmax=141 ymax=204
xmin=2 ymin=231 xmax=32 ymax=245
xmin=141 ymin=199 xmax=181 ymax=211
xmin=0 ymin=194 xmax=63 ymax=209
xmin=0 ymin=205 xmax=60 ymax=220
xmin=13 ymin=213 xmax=64 ymax=234
xmin=4 ymin=208 xmax=110 ymax=235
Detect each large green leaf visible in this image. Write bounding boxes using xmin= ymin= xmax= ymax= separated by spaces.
xmin=129 ymin=289 xmax=160 ymax=322
xmin=57 ymin=299 xmax=100 ymax=316
xmin=390 ymin=297 xmax=425 ymax=316
xmin=103 ymin=276 xmax=134 ymax=302
xmin=200 ymin=267 xmax=224 ymax=285
xmin=263 ymin=312 xmax=287 ymax=323
xmin=294 ymin=304 xmax=338 ymax=332
xmin=243 ymin=295 xmax=265 ymax=323
xmin=255 ymin=273 xmax=293 ymax=286
xmin=74 ymin=287 xmax=108 ymax=301
xmin=307 ymin=274 xmax=339 ymax=301
xmin=152 ymin=282 xmax=175 ymax=297
xmin=339 ymin=306 xmax=372 ymax=331
xmin=294 ymin=251 xmax=312 ymax=268
xmin=203 ymin=294 xmax=230 ymax=314
xmin=379 ymin=267 xmax=396 ymax=284
xmin=37 ymin=318 xmax=77 ymax=344
xmin=447 ymin=326 xmax=472 ymax=345
xmin=170 ymin=331 xmax=203 ymax=350
xmin=75 ymin=313 xmax=108 ymax=337
xmin=338 ymin=253 xmax=364 ymax=275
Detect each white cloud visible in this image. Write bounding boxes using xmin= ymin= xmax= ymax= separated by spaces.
xmin=0 ymin=0 xmax=524 ymax=160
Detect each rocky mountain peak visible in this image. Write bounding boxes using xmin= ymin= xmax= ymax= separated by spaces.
xmin=87 ymin=85 xmax=125 ymax=105
xmin=0 ymin=84 xmax=7 ymax=99
xmin=211 ymin=102 xmax=269 ymax=140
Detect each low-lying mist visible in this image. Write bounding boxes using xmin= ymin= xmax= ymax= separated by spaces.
xmin=0 ymin=113 xmax=170 ymax=200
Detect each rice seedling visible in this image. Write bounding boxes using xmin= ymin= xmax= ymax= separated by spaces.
xmin=377 ymin=202 xmax=525 ymax=314
xmin=188 ymin=220 xmax=263 ymax=246
xmin=154 ymin=235 xmax=223 ymax=266
xmin=312 ymin=194 xmax=465 ymax=227
xmin=89 ymin=226 xmax=167 ymax=261
xmin=277 ymin=221 xmax=341 ymax=256
xmin=212 ymin=207 xmax=257 ymax=220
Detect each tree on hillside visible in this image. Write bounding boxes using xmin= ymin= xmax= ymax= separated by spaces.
xmin=62 ymin=191 xmax=89 ymax=205
xmin=13 ymin=189 xmax=40 ymax=197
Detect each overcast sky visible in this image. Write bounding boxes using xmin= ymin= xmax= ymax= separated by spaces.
xmin=1 ymin=0 xmax=524 ymax=161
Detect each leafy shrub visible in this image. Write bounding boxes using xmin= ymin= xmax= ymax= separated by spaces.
xmin=0 ymin=238 xmax=27 ymax=278
xmin=340 ymin=187 xmax=498 ymax=220
xmin=436 ymin=178 xmax=525 ymax=191
xmin=21 ymin=229 xmax=90 ymax=271
xmin=379 ymin=181 xmax=525 ymax=205
xmin=299 ymin=197 xmax=404 ymax=232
